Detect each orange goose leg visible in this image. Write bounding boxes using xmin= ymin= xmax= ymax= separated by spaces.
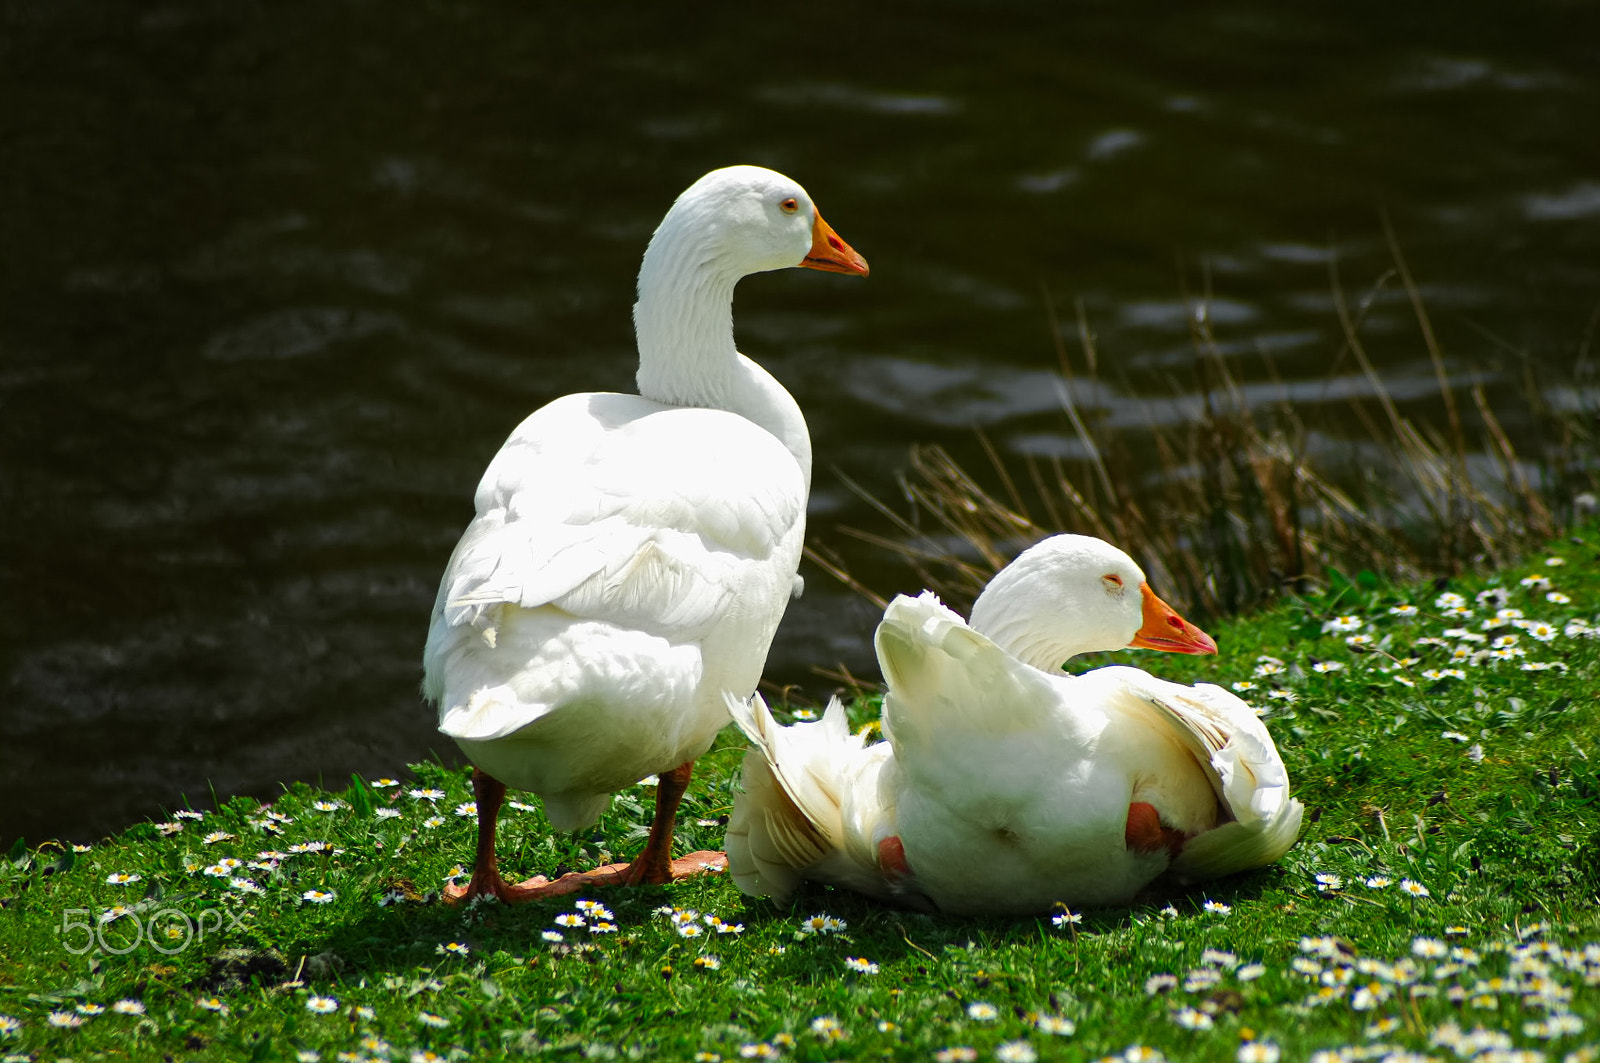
xmin=443 ymin=763 xmax=727 ymax=905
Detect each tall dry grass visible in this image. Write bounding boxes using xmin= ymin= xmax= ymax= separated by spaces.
xmin=808 ymin=232 xmax=1599 ymax=625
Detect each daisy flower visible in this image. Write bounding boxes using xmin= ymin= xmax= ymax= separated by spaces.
xmin=436 ymin=941 xmax=470 ymax=956
xmin=1173 ymin=1008 xmax=1212 ymax=1030
xmin=1434 ymin=592 xmax=1466 ymax=609
xmin=1314 ymin=873 xmax=1342 ymax=891
xmin=554 ymin=913 xmax=586 ymax=928
xmin=305 ymin=996 xmax=338 ymax=1014
xmin=843 ymin=956 xmax=878 ymax=974
xmin=508 ymin=800 xmax=539 ymax=812
xmin=111 ymin=1000 xmax=145 ymax=1015
xmin=74 ymin=1003 xmax=104 ymax=1016
xmin=1237 ymin=1043 xmax=1280 ymax=1063
xmin=1546 ymin=591 xmax=1571 ymax=604
xmin=791 ymin=708 xmax=818 ymax=721
xmin=1388 ymin=604 xmax=1419 ymax=618
xmin=1398 ymin=879 xmax=1430 ymax=898
xmin=1204 ymin=899 xmax=1232 ymax=915
xmin=739 ymin=1044 xmax=780 ymax=1059
xmin=1519 ymin=575 xmax=1552 ymax=590
xmin=693 ymin=955 xmax=722 ymax=971
xmin=797 ymin=914 xmax=846 ymax=934
xmin=409 ymin=788 xmax=445 ymax=802
xmin=375 ymin=807 xmax=402 ymax=819
xmin=99 ymin=905 xmax=133 ymax=924
xmin=1323 ymin=615 xmax=1363 ymax=633
xmin=1231 ymin=680 xmax=1256 ymax=692
xmin=1052 ymin=908 xmax=1083 ymax=927
xmin=417 ymin=1011 xmax=450 ymax=1028
xmin=996 ymin=1042 xmax=1038 ymax=1063
xmin=540 ymin=931 xmax=564 ymax=943
xmin=0 ymin=1015 xmax=22 ymax=1036
xmin=203 ymin=831 xmax=235 ymax=844
xmin=1237 ymin=963 xmax=1267 ymax=981
xmin=1411 ymin=937 xmax=1447 ymax=958
xmin=675 ymin=922 xmax=704 ymax=938
xmin=1441 ymin=731 xmax=1470 ymax=742
xmin=967 ymin=1002 xmax=999 ymax=1021
xmin=196 ymin=997 xmax=227 ymax=1012
xmin=423 ymin=815 xmax=444 ymax=828
xmin=1311 ymin=661 xmax=1344 ymax=673
xmin=810 ymin=1015 xmax=844 ymax=1039
xmin=1524 ymin=621 xmax=1558 ymax=641
xmin=1144 ymin=973 xmax=1178 ymax=995
xmin=312 ymin=800 xmax=342 ymax=812
xmin=302 ymin=889 xmax=336 ymax=904
xmin=1037 ymin=1015 xmax=1076 ymax=1035
xmin=155 ymin=821 xmax=183 ymax=835
xmin=47 ymin=1011 xmax=84 ymax=1028
xmin=105 ymin=871 xmax=142 ymax=885
xmin=175 ymin=809 xmax=206 ymax=820
xmin=588 ymin=921 xmax=618 ymax=934
xmin=453 ymin=802 xmax=477 ymax=818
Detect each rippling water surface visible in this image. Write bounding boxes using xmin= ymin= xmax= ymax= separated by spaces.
xmin=3 ymin=1 xmax=1597 ymax=844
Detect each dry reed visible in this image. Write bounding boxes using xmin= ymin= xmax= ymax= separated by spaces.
xmin=809 ymin=244 xmax=1599 ymax=625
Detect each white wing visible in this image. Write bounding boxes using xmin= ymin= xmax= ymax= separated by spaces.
xmin=1092 ymin=666 xmax=1304 ymax=880
xmin=434 ymin=391 xmax=806 ymax=642
xmin=725 ymin=694 xmax=897 ymax=903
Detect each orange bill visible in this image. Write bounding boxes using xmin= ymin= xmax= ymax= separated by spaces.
xmin=1129 ymin=582 xmax=1218 ymax=655
xmin=802 ymin=209 xmax=869 ymax=275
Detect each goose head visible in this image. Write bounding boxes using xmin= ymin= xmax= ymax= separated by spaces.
xmin=642 ymin=165 xmax=869 ymax=284
xmin=966 ymin=534 xmax=1217 ymax=672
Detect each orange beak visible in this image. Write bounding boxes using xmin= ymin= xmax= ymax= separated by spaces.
xmin=1129 ymin=582 xmax=1218 ymax=655
xmin=801 ymin=209 xmax=870 ymax=276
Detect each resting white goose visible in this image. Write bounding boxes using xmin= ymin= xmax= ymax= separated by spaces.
xmin=423 ymin=166 xmax=868 ymax=904
xmin=727 ymin=533 xmax=1303 ymax=915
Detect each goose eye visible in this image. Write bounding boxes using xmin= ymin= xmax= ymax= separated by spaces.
xmin=779 ymin=198 xmax=799 ymax=214
xmin=1102 ymin=574 xmax=1124 ymax=590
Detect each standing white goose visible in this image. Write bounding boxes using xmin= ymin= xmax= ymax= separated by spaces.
xmin=727 ymin=534 xmax=1303 ymax=915
xmin=424 ymin=166 xmax=868 ymax=904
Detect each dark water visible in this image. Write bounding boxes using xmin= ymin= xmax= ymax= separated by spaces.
xmin=3 ymin=1 xmax=1598 ymax=845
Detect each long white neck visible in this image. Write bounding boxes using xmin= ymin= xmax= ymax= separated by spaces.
xmin=632 ymin=209 xmax=813 ymax=488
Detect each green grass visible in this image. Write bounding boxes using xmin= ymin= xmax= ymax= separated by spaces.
xmin=2 ymin=532 xmax=1598 ymax=1063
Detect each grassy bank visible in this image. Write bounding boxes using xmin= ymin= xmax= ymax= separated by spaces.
xmin=2 ymin=532 xmax=1597 ymax=1062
